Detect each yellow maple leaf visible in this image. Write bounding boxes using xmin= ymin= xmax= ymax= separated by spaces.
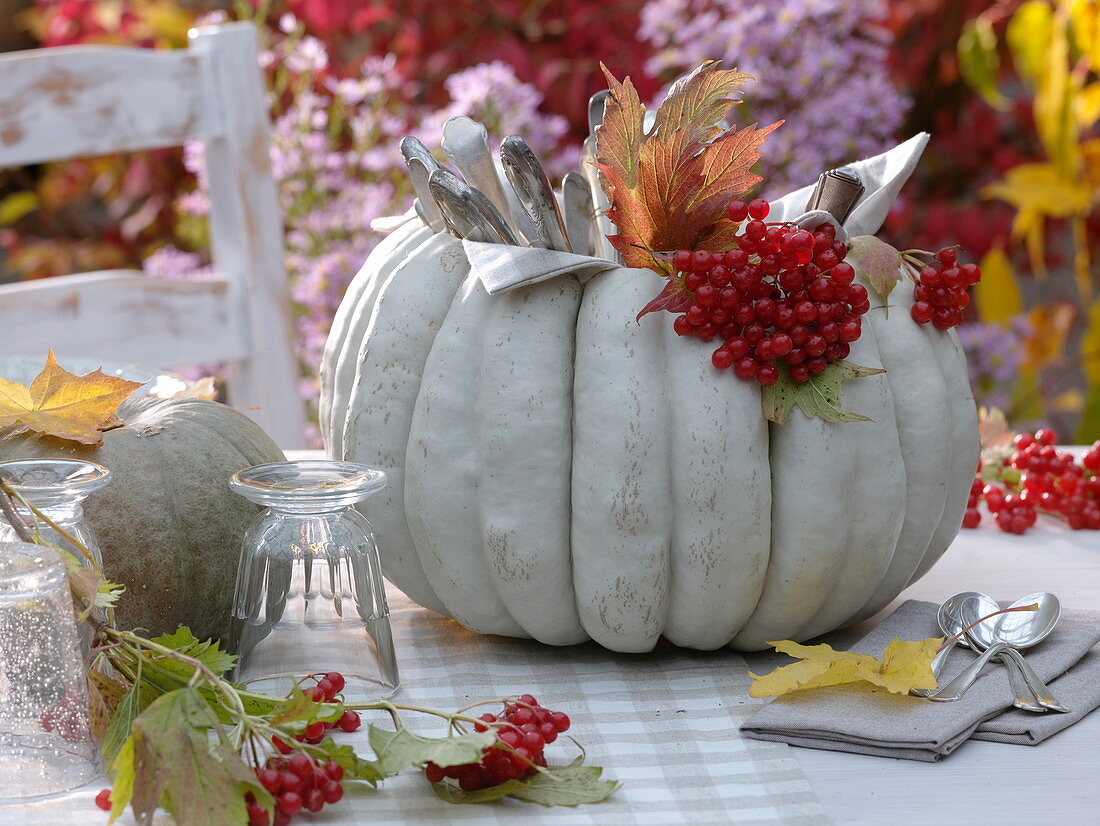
xmin=749 ymin=637 xmax=942 ymax=698
xmin=0 ymin=350 xmax=142 ymax=445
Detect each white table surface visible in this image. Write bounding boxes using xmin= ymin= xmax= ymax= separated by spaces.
xmin=283 ymin=450 xmax=1100 ymax=825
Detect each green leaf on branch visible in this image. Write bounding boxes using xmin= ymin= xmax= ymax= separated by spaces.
xmin=116 ymin=688 xmax=273 ymax=826
xmin=368 ymin=725 xmax=496 ymax=776
xmin=270 ymin=687 xmax=323 ymax=726
xmin=151 ymin=627 xmax=236 ymax=678
xmin=316 ymin=738 xmax=385 ymax=786
xmin=847 ymin=235 xmax=905 ymax=309
xmin=761 ymin=360 xmax=885 ymax=425
xmin=432 ymin=757 xmax=619 ymax=808
xmin=102 ymin=677 xmax=153 ymax=768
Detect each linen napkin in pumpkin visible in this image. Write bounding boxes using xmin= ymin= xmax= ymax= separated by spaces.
xmin=739 ymin=599 xmax=1100 ymax=761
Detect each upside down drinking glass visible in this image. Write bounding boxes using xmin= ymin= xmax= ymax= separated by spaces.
xmin=0 ymin=541 xmax=98 ymax=800
xmin=228 ymin=461 xmax=399 ymax=701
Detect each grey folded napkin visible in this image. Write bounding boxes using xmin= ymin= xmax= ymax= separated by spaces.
xmin=740 ymin=599 xmax=1100 ymax=761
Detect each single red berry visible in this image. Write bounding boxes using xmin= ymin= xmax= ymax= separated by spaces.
xmin=727 ymin=200 xmax=749 ymax=222
xmin=712 ymin=347 xmax=735 ymax=370
xmin=709 ymin=264 xmax=731 ymax=287
xmin=960 ymin=262 xmax=981 ymax=284
xmin=673 ymin=249 xmax=693 ymax=271
xmin=337 ymin=710 xmax=361 ymax=732
xmin=686 ymin=305 xmax=708 ymax=326
xmin=280 ymin=772 xmax=304 ymax=795
xmin=1036 ymin=428 xmax=1057 ymax=446
xmin=785 ymin=347 xmax=806 ymax=365
xmin=272 ymin=736 xmax=293 ymax=755
xmin=910 ymin=301 xmax=933 ymax=324
xmin=807 ymin=356 xmax=828 ymax=375
xmin=278 ymin=791 xmax=304 ymax=816
xmin=673 ymin=315 xmax=693 ymax=336
xmin=757 ymin=365 xmax=779 ymax=386
xmin=744 ymin=219 xmax=767 ymax=241
xmin=550 ymin=711 xmax=571 ymax=732
xmin=831 ymin=261 xmax=855 ymax=284
xmin=771 ymin=333 xmax=793 ymax=357
xmin=425 ymin=762 xmax=444 ymax=783
xmin=322 ymin=779 xmax=344 ymax=804
xmin=937 ymin=247 xmax=958 ymax=266
xmin=95 ymin=789 xmax=112 ymax=811
xmin=747 ymin=198 xmax=770 ymax=220
xmin=962 ymin=508 xmax=981 ymax=529
xmin=304 ymin=721 xmax=325 ymax=741
xmin=247 ymin=801 xmax=270 ymax=825
xmin=692 ymin=249 xmax=711 ymax=272
xmin=790 ymin=364 xmax=810 ymax=383
xmin=734 ymin=358 xmax=757 ymax=380
xmin=695 ymin=283 xmax=717 ymax=307
xmin=684 ymin=271 xmax=706 ymax=291
xmin=304 ymin=787 xmax=325 ymax=812
xmin=259 ymin=768 xmax=282 ymax=794
xmin=307 ymin=686 xmax=326 ymax=703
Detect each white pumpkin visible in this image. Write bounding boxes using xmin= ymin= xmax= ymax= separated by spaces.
xmin=322 ymin=216 xmax=979 ymax=652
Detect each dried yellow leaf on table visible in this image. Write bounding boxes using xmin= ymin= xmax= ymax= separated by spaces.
xmin=0 ymin=350 xmax=142 ymax=445
xmin=749 ymin=637 xmax=942 ymax=698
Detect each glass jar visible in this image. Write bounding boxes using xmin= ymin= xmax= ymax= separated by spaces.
xmin=228 ymin=460 xmax=399 ymax=700
xmin=0 ymin=540 xmax=99 ymax=800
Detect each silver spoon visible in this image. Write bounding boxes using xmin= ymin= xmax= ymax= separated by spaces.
xmin=427 ymin=169 xmax=518 ymax=245
xmin=910 ymin=592 xmax=1009 ymax=701
xmin=916 ymin=591 xmax=1044 ymax=710
xmin=963 ymin=591 xmax=1069 ymax=713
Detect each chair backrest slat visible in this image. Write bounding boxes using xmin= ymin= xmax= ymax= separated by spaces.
xmin=0 ymin=24 xmax=308 ymax=446
xmin=0 ymin=45 xmax=221 ymax=167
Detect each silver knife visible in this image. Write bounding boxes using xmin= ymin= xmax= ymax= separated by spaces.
xmin=499 ymin=135 xmax=573 ymax=253
xmin=428 ymin=168 xmax=518 ymax=245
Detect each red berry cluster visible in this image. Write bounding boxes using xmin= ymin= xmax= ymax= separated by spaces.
xmin=246 ymin=751 xmax=346 ymax=825
xmin=39 ymin=691 xmax=87 ymax=742
xmin=271 ymin=672 xmax=361 ymax=753
xmin=909 ymin=247 xmax=981 ymax=329
xmin=96 ymin=671 xmax=361 ymax=824
xmin=964 ymin=429 xmax=1100 ymax=534
xmin=423 ymin=694 xmax=571 ymax=792
xmin=670 ymin=198 xmax=868 ymax=386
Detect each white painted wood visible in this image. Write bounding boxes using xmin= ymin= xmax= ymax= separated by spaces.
xmin=0 ymin=23 xmax=307 ymax=447
xmin=188 ymin=24 xmax=305 ymax=447
xmin=0 ymin=270 xmax=247 ymax=366
xmin=0 ymin=46 xmax=219 ymax=166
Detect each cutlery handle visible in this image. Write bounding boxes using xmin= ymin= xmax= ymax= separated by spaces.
xmin=1002 ymin=647 xmax=1071 ymax=713
xmin=925 ymin=642 xmax=1007 ymax=702
xmin=992 ymin=649 xmax=1047 ymax=712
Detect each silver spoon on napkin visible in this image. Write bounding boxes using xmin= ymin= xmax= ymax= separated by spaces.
xmin=963 ymin=591 xmax=1069 ymax=713
xmin=916 ymin=592 xmax=1044 ymax=710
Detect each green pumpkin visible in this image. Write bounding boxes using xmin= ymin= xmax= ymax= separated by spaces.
xmin=0 ymin=397 xmax=284 ymax=642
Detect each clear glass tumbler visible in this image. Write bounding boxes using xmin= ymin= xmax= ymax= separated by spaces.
xmin=0 ymin=459 xmax=111 ymax=567
xmin=228 ymin=460 xmax=399 ymax=701
xmin=0 ymin=540 xmax=99 ymax=800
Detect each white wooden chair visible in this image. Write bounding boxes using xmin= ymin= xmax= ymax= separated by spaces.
xmin=0 ymin=22 xmax=307 ymax=447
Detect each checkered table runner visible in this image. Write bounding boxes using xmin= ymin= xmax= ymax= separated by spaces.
xmin=8 ymin=590 xmax=826 ymax=825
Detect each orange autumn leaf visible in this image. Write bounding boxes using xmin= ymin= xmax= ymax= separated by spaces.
xmin=748 ymin=637 xmax=942 ymax=698
xmin=595 ymin=61 xmax=781 ymax=301
xmin=0 ymin=350 xmax=142 ymax=445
